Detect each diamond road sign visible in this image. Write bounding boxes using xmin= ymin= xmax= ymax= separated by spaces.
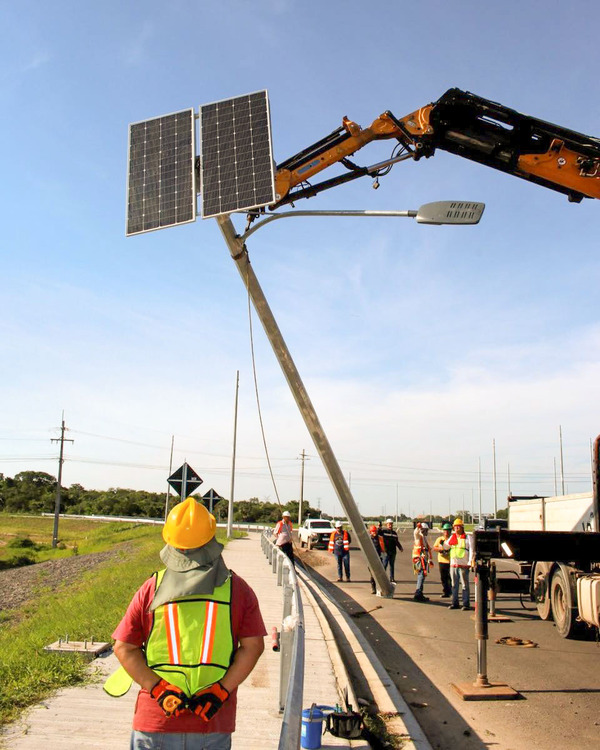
xmin=168 ymin=462 xmax=203 ymax=497
xmin=201 ymin=488 xmax=223 ymax=513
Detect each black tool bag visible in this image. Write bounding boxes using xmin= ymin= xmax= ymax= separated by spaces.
xmin=325 ymin=710 xmax=363 ymax=739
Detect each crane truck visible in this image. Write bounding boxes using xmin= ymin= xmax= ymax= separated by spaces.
xmin=488 ymin=437 xmax=600 ymax=638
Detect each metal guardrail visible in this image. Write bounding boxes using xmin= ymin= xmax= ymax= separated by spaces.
xmin=261 ymin=531 xmax=305 ymax=750
xmin=41 ymin=513 xmax=271 ymax=534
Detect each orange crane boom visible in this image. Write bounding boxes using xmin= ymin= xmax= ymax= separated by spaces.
xmin=271 ymin=88 xmax=600 ymax=209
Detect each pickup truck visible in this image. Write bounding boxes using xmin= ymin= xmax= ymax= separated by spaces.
xmin=298 ymin=518 xmax=336 ymax=549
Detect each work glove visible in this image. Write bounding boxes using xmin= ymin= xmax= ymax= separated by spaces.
xmin=189 ymin=681 xmax=230 ymax=722
xmin=150 ymin=678 xmax=188 ymax=717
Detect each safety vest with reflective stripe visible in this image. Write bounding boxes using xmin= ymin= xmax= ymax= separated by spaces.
xmin=328 ymin=530 xmax=350 ymax=553
xmin=104 ymin=570 xmax=234 ymax=699
xmin=449 ymin=534 xmax=469 ymax=566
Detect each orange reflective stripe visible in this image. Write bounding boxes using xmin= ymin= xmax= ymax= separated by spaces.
xmin=200 ymin=600 xmax=218 ymax=664
xmin=165 ymin=603 xmax=181 ymax=664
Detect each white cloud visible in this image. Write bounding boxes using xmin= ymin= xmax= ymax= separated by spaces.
xmin=123 ymin=21 xmax=154 ymax=66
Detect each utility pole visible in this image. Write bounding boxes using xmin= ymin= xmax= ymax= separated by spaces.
xmin=478 ymin=457 xmax=482 ymax=523
xmin=298 ymin=449 xmax=309 ymax=527
xmin=164 ymin=435 xmax=175 ymax=522
xmin=559 ymin=425 xmax=565 ymax=494
xmin=492 ymin=439 xmax=498 ymax=517
xmin=51 ymin=415 xmax=74 ymax=549
xmin=228 ymin=371 xmax=240 ymax=538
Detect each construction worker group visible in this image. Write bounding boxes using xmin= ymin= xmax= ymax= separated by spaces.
xmin=313 ymin=514 xmax=474 ymax=606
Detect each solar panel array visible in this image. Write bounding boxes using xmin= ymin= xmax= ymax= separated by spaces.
xmin=200 ymin=91 xmax=276 ymax=218
xmin=126 ymin=109 xmax=196 ymax=236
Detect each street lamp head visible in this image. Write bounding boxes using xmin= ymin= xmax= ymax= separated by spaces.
xmin=415 ymin=201 xmax=485 ymax=225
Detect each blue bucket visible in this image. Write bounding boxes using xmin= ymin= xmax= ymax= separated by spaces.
xmin=301 ymin=704 xmax=334 ymax=750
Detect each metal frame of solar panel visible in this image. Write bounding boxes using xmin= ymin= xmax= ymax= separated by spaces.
xmin=126 ymin=108 xmax=196 ymax=236
xmin=200 ymin=91 xmax=276 ymax=219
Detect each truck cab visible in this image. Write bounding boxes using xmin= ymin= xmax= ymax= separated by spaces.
xmin=298 ymin=518 xmax=336 ymax=549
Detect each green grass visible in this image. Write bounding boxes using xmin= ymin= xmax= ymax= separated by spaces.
xmin=0 ymin=515 xmax=236 ymax=728
xmin=0 ymin=514 xmax=163 ymax=567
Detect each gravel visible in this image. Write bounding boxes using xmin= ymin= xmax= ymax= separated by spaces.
xmin=0 ymin=550 xmax=122 ymax=614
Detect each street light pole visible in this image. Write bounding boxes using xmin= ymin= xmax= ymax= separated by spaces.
xmin=217 ymin=201 xmax=484 ymax=597
xmin=217 ymin=215 xmax=394 ymax=597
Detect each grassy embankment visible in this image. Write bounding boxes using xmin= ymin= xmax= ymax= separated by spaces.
xmin=0 ymin=514 xmax=235 ymax=729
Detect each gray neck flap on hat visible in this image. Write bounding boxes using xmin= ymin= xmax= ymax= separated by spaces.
xmin=150 ymin=537 xmax=230 ymax=611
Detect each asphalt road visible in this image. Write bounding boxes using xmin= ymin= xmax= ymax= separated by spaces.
xmin=295 ymin=529 xmax=600 ymax=750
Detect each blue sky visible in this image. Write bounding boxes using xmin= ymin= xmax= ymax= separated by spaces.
xmin=1 ymin=1 xmax=599 ymax=518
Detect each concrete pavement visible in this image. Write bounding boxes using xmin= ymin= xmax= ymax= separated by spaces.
xmin=2 ymin=534 xmax=377 ymax=749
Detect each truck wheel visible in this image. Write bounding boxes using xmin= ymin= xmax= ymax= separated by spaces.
xmin=550 ymin=567 xmax=577 ymax=638
xmin=533 ymin=562 xmax=552 ymax=620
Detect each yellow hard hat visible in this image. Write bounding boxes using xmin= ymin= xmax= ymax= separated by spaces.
xmin=162 ymin=497 xmax=216 ymax=549
xmin=453 ymin=517 xmax=464 ymax=527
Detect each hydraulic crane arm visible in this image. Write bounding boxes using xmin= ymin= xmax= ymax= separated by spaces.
xmin=272 ymin=88 xmax=600 ymax=208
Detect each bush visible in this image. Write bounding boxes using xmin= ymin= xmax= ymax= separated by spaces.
xmin=7 ymin=537 xmax=36 ymax=549
xmin=6 ymin=537 xmax=48 ymax=552
xmin=0 ymin=554 xmax=35 ymax=571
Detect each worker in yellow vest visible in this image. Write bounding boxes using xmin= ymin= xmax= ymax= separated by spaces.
xmin=443 ymin=517 xmax=473 ymax=610
xmin=104 ymin=497 xmax=266 ymax=749
xmin=432 ymin=522 xmax=452 ymax=598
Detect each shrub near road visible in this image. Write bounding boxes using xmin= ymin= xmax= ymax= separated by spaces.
xmin=0 ymin=515 xmax=234 ymax=728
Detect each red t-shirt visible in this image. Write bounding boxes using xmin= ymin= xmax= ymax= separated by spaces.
xmin=112 ymin=570 xmax=267 ymax=734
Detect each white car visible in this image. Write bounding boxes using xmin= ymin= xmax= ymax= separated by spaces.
xmin=298 ymin=518 xmax=336 ymax=549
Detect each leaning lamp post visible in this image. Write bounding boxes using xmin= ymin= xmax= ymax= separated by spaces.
xmin=217 ymin=201 xmax=485 ymax=598
xmin=125 ymin=91 xmax=483 ymax=599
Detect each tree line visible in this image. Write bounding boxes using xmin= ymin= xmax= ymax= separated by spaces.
xmin=0 ymin=470 xmax=505 ymax=525
xmin=0 ymin=471 xmax=322 ymax=523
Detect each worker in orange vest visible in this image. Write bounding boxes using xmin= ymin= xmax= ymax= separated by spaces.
xmin=328 ymin=520 xmax=351 ymax=582
xmin=412 ymin=522 xmax=433 ymax=602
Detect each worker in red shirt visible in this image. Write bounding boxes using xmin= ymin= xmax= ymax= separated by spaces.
xmin=104 ymin=497 xmax=266 ymax=750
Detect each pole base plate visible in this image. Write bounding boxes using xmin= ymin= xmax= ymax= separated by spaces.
xmin=451 ymin=681 xmax=521 ymax=701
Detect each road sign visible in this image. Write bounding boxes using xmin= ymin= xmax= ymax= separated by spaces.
xmin=168 ymin=463 xmax=203 ymax=498
xmin=202 ymin=488 xmax=223 ymax=513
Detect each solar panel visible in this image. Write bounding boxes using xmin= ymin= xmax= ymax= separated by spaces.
xmin=126 ymin=108 xmax=196 ymax=236
xmin=200 ymin=91 xmax=276 ymax=218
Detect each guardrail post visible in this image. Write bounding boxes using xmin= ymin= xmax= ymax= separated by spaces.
xmin=279 ymin=563 xmax=293 ymax=712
